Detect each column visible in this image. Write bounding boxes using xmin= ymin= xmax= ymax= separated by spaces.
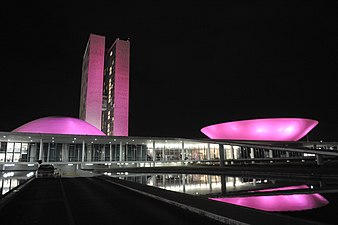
xmin=207 ymin=143 xmax=211 ymax=161
xmin=231 ymin=145 xmax=235 ymax=159
xmin=114 ymin=144 xmax=117 ymax=161
xmin=29 ymin=144 xmax=36 ymax=162
xmin=181 ymin=141 xmax=185 ymax=160
xmin=87 ymin=144 xmax=92 ymax=162
xmin=221 ymin=175 xmax=227 ymax=194
xmin=47 ymin=143 xmax=50 ymax=162
xmin=316 ymin=154 xmax=324 ymax=165
xmin=152 ymin=141 xmax=156 ymax=166
xmin=39 ymin=139 xmax=43 ymax=161
xmin=208 ymin=175 xmax=212 ymax=192
xmin=101 ymin=145 xmax=105 ymax=161
xmin=119 ymin=141 xmax=123 ymax=162
xmin=181 ymin=141 xmax=185 ymax=166
xmin=163 ymin=174 xmax=166 ymax=188
xmin=109 ymin=143 xmax=112 ymax=161
xmin=269 ymin=149 xmax=273 ymax=158
xmin=82 ymin=140 xmax=85 ymax=162
xmin=182 ymin=174 xmax=186 ymax=193
xmin=162 ymin=146 xmax=165 ymax=161
xmin=250 ymin=148 xmax=255 ymax=159
xmin=62 ymin=144 xmax=68 ymax=162
xmin=219 ymin=144 xmax=225 ymax=167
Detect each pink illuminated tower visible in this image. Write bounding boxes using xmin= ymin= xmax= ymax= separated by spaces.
xmin=79 ymin=34 xmax=105 ymax=130
xmin=102 ymin=39 xmax=130 ymax=136
xmin=79 ymin=34 xmax=130 ymax=136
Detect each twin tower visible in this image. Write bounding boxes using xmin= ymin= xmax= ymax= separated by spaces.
xmin=79 ymin=34 xmax=130 ymax=136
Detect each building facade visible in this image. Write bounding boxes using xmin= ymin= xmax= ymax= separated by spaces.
xmin=79 ymin=34 xmax=105 ymax=130
xmin=79 ymin=34 xmax=130 ymax=136
xmin=2 ymin=131 xmax=337 ymax=171
xmin=102 ymin=39 xmax=130 ymax=136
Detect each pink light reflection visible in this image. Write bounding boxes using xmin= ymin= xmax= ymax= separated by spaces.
xmin=201 ymin=118 xmax=318 ymax=141
xmin=209 ymin=185 xmax=329 ymax=212
xmin=12 ymin=116 xmax=106 ymax=136
xmin=250 ymin=185 xmax=309 ymax=192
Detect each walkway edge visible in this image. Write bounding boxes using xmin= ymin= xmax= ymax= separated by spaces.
xmin=101 ymin=177 xmax=249 ymax=225
xmin=0 ymin=176 xmax=35 ymax=211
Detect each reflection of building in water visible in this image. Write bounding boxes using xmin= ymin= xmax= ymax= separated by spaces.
xmin=144 ymin=174 xmax=275 ymax=196
xmin=0 ymin=171 xmax=33 ymax=196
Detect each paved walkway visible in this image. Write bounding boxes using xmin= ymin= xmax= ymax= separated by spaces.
xmin=98 ymin=175 xmax=330 ymax=225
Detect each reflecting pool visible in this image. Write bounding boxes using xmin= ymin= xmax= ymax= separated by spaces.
xmin=0 ymin=171 xmax=34 ymax=196
xmin=112 ymin=172 xmax=338 ymax=224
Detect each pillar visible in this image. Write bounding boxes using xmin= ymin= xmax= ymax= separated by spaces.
xmin=62 ymin=144 xmax=68 ymax=162
xmin=181 ymin=141 xmax=185 ymax=160
xmin=46 ymin=143 xmax=50 ymax=162
xmin=221 ymin=175 xmax=227 ymax=194
xmin=39 ymin=139 xmax=43 ymax=161
xmin=109 ymin=143 xmax=112 ymax=161
xmin=162 ymin=146 xmax=165 ymax=161
xmin=219 ymin=144 xmax=225 ymax=167
xmin=207 ymin=143 xmax=211 ymax=161
xmin=182 ymin=174 xmax=186 ymax=193
xmin=208 ymin=175 xmax=212 ymax=192
xmin=119 ymin=141 xmax=123 ymax=161
xmin=152 ymin=141 xmax=156 ymax=167
xmin=82 ymin=140 xmax=85 ymax=162
xmin=250 ymin=148 xmax=255 ymax=159
xmin=87 ymin=144 xmax=92 ymax=162
xmin=269 ymin=149 xmax=273 ymax=158
xmin=30 ymin=144 xmax=36 ymax=162
xmin=316 ymin=154 xmax=324 ymax=165
xmin=101 ymin=145 xmax=105 ymax=161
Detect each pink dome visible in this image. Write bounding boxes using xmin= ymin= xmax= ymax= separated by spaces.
xmin=200 ymin=118 xmax=318 ymax=141
xmin=12 ymin=116 xmax=106 ymax=136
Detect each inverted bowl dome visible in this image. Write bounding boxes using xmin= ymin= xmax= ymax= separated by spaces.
xmin=12 ymin=116 xmax=106 ymax=136
xmin=200 ymin=118 xmax=318 ymax=141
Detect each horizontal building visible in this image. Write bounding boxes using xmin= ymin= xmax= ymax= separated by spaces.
xmin=1 ymin=130 xmax=337 ymax=171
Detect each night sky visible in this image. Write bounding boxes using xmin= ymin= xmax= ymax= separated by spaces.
xmin=1 ymin=1 xmax=337 ymax=141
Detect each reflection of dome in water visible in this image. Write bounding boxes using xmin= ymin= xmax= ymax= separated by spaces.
xmin=200 ymin=118 xmax=318 ymax=141
xmin=12 ymin=116 xmax=106 ymax=136
xmin=210 ymin=185 xmax=329 ymax=212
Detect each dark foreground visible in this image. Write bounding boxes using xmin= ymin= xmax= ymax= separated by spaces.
xmin=0 ymin=177 xmax=226 ymax=225
xmin=0 ymin=175 xmax=330 ymax=225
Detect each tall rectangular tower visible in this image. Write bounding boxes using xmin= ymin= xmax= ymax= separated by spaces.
xmin=102 ymin=39 xmax=130 ymax=136
xmin=79 ymin=34 xmax=105 ymax=130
